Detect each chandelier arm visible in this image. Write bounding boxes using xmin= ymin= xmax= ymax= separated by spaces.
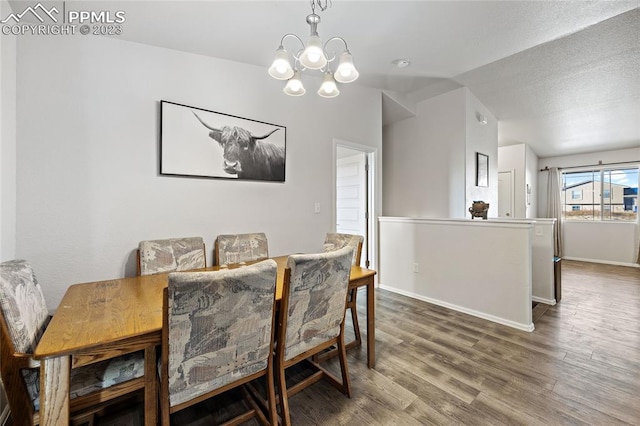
xmin=278 ymin=33 xmax=307 ymax=63
xmin=323 ymin=36 xmax=349 ymax=63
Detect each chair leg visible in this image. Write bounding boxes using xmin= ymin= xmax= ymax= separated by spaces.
xmin=349 ymin=288 xmax=362 ymax=346
xmin=337 ymin=325 xmax=352 ymax=398
xmin=160 ymin=375 xmax=170 ymax=425
xmin=275 ymin=358 xmax=291 ymax=426
xmin=160 ymin=402 xmax=170 ymax=425
xmin=266 ymin=362 xmax=278 ymax=426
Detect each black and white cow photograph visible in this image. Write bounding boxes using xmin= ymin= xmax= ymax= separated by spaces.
xmin=160 ymin=100 xmax=286 ymax=182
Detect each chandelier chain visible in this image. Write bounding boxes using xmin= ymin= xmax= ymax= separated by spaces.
xmin=311 ymin=0 xmax=332 ymax=14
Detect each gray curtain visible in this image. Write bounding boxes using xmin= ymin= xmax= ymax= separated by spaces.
xmin=546 ymin=167 xmax=563 ymax=257
xmin=636 ymin=212 xmax=640 ymax=264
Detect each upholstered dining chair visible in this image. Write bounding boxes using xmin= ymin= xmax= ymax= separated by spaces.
xmin=214 ymin=233 xmax=269 ymax=266
xmin=323 ymin=233 xmax=363 ymax=266
xmin=160 ymin=259 xmax=278 ymax=425
xmin=0 ymin=259 xmax=147 ymax=426
xmin=323 ymin=233 xmax=364 ymax=348
xmin=137 ymin=236 xmax=206 ymax=276
xmin=276 ymin=246 xmax=354 ymax=426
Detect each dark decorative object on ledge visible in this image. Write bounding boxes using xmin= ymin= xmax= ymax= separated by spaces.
xmin=469 ymin=201 xmax=490 ymax=220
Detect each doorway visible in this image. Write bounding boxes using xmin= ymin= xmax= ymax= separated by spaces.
xmin=334 ymin=142 xmax=375 ymax=269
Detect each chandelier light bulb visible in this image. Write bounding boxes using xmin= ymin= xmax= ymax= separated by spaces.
xmin=334 ymin=51 xmax=359 ymax=83
xmin=284 ymin=70 xmax=306 ymax=96
xmin=300 ymin=35 xmax=327 ymax=70
xmin=317 ymin=71 xmax=340 ymax=98
xmin=268 ymin=46 xmax=294 ymax=80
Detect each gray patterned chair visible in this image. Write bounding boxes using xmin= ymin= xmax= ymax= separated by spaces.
xmin=0 ymin=259 xmax=146 ymax=426
xmin=214 ymin=233 xmax=269 ymax=266
xmin=323 ymin=233 xmax=364 ymax=350
xmin=276 ymin=246 xmax=353 ymax=426
xmin=323 ymin=233 xmax=363 ymax=266
xmin=137 ymin=236 xmax=206 ymax=276
xmin=160 ymin=259 xmax=278 ymax=425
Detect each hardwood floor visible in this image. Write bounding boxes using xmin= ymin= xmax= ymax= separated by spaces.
xmin=92 ymin=260 xmax=640 ymax=425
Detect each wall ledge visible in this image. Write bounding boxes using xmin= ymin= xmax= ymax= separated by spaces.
xmin=379 ymin=216 xmax=534 ymax=228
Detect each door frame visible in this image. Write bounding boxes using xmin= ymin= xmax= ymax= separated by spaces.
xmin=333 ymin=139 xmax=378 ymax=275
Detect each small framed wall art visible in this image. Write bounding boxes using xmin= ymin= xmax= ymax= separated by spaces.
xmin=476 ymin=152 xmax=489 ymax=187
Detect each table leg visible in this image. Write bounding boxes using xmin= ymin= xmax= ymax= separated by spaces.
xmin=144 ymin=345 xmax=157 ymax=426
xmin=40 ymin=356 xmax=70 ymax=425
xmin=366 ymin=276 xmax=375 ymax=368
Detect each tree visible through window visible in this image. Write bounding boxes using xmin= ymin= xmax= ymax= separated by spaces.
xmin=561 ymin=167 xmax=638 ymax=221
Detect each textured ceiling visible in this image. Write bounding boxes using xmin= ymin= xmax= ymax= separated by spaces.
xmin=454 ymin=8 xmax=640 ymax=157
xmin=9 ymin=0 xmax=640 ymax=158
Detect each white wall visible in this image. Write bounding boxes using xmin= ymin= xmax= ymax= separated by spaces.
xmin=383 ymin=87 xmax=497 ymax=218
xmin=562 ymin=221 xmax=637 ymax=265
xmin=0 ymin=0 xmax=16 ymax=415
xmin=0 ymin=0 xmax=17 ymax=261
xmin=383 ymin=88 xmax=465 ymax=217
xmin=465 ymin=89 xmax=498 ymax=217
xmin=538 ymin=147 xmax=640 ymax=265
xmin=15 ymin=34 xmax=382 ymax=309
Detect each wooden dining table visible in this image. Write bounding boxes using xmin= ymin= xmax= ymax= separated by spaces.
xmin=33 ymin=256 xmax=376 ymax=426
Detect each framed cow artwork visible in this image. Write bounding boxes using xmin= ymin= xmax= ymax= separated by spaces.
xmin=160 ymin=100 xmax=286 ymax=182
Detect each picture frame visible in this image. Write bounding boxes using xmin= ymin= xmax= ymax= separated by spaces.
xmin=160 ymin=100 xmax=286 ymax=182
xmin=476 ymin=152 xmax=489 ymax=187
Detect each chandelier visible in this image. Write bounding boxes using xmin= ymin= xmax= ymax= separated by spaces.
xmin=268 ymin=0 xmax=359 ymax=98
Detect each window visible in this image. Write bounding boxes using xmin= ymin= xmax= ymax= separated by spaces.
xmin=562 ymin=167 xmax=638 ymax=222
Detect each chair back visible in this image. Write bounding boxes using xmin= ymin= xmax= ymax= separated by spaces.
xmin=1 ymin=261 xmax=148 ymax=424
xmin=215 ymin=232 xmax=269 ymax=266
xmin=282 ymin=246 xmax=353 ymax=361
xmin=323 ymin=233 xmax=364 ymax=266
xmin=0 ymin=260 xmax=50 ymax=422
xmin=162 ymin=259 xmax=278 ymax=408
xmin=0 ymin=260 xmax=49 ymax=353
xmin=138 ymin=236 xmax=206 ymax=276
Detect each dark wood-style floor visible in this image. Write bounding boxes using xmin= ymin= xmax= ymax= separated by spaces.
xmin=87 ymin=260 xmax=640 ymax=424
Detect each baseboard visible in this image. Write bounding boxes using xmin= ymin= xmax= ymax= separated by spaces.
xmin=563 ymin=256 xmax=639 ymax=268
xmin=532 ymin=296 xmax=556 ymax=305
xmin=379 ymin=284 xmax=535 ymax=332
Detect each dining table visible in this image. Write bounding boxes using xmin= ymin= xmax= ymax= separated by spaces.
xmin=33 ymin=256 xmax=377 ymax=426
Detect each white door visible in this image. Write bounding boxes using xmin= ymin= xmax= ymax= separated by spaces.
xmin=498 ymin=170 xmax=514 ymax=218
xmin=336 ymin=153 xmax=367 ymax=266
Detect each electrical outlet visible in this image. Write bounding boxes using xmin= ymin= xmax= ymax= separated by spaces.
xmin=314 ymin=202 xmax=321 ymax=214
xmin=413 ymin=263 xmax=419 ymax=273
